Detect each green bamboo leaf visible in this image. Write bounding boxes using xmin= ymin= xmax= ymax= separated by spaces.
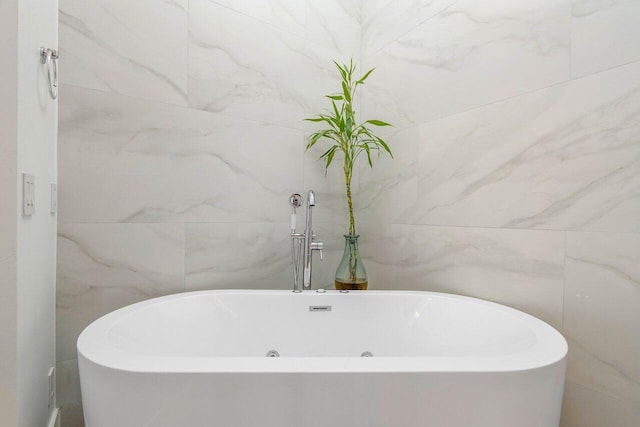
xmin=331 ymin=101 xmax=340 ymax=117
xmin=305 ymin=135 xmax=321 ymax=151
xmin=319 ymin=145 xmax=338 ymax=169
xmin=362 ymin=142 xmax=373 ymax=167
xmin=306 ymin=129 xmax=337 ymax=150
xmin=365 ymin=119 xmax=391 ymax=127
xmin=357 ymin=68 xmax=375 ymax=84
xmin=304 ymin=117 xmax=324 ymax=122
xmin=314 ymin=115 xmax=337 ymax=131
xmin=345 ymin=115 xmax=353 ymax=138
xmin=325 ymin=146 xmax=337 ymax=169
xmin=375 ymin=136 xmax=393 ymax=157
xmin=319 ymin=145 xmax=336 ymax=159
xmin=333 ymin=61 xmax=347 ymax=80
xmin=326 ymin=94 xmax=343 ymax=101
xmin=341 ymin=81 xmax=351 ymax=103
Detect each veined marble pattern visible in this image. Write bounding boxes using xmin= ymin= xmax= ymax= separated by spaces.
xmin=359 ymin=126 xmax=418 ymax=225
xmin=362 ymin=0 xmax=457 ymax=55
xmin=364 ymin=0 xmax=570 ymax=127
xmin=56 ymin=223 xmax=185 ymax=362
xmin=58 ymin=85 xmax=304 ymax=223
xmin=208 ymin=0 xmax=306 ymax=37
xmin=561 ymin=381 xmax=640 ymax=427
xmin=401 ymin=60 xmax=640 ymax=232
xmin=564 ymin=232 xmax=640 ymax=406
xmin=306 ymin=0 xmax=361 ymax=57
xmin=185 ymin=223 xmax=292 ymax=291
xmin=188 ymin=0 xmax=347 ymax=129
xmin=185 ymin=222 xmax=345 ymax=291
xmin=362 ymin=224 xmax=565 ymax=328
xmin=571 ymin=0 xmax=640 ymax=78
xmin=59 ymin=0 xmax=188 ymax=105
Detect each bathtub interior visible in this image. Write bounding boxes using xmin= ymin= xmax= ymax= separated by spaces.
xmin=103 ymin=291 xmax=539 ymax=358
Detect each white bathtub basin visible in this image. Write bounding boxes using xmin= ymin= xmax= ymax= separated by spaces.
xmin=78 ymin=290 xmax=567 ymax=426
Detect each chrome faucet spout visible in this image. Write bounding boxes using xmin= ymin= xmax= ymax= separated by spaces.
xmin=301 ymin=190 xmax=323 ymax=291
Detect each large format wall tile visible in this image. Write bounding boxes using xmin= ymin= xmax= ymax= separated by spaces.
xmin=362 ymin=224 xmax=565 ymax=327
xmin=362 ymin=0 xmax=457 ymax=55
xmin=185 ymin=223 xmax=292 ymax=291
xmin=561 ymin=381 xmax=640 ymax=427
xmin=564 ymin=232 xmax=640 ymax=406
xmin=208 ymin=0 xmax=306 ymax=37
xmin=56 ymin=223 xmax=185 ymax=362
xmin=185 ymin=222 xmax=346 ymax=292
xmin=59 ymin=0 xmax=188 ymax=105
xmin=306 ymin=0 xmax=361 ymax=57
xmin=403 ymin=60 xmax=640 ymax=232
xmin=364 ymin=0 xmax=570 ymax=127
xmin=58 ymin=85 xmax=304 ymax=223
xmin=359 ymin=126 xmax=419 ymax=225
xmin=571 ymin=0 xmax=640 ymax=78
xmin=188 ymin=0 xmax=346 ymax=129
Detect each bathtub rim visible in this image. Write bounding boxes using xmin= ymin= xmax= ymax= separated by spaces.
xmin=77 ymin=289 xmax=568 ymax=375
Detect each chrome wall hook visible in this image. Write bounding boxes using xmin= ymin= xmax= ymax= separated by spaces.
xmin=40 ymin=47 xmax=59 ymax=100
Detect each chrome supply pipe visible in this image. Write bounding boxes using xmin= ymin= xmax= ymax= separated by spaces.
xmin=302 ymin=190 xmax=323 ymax=291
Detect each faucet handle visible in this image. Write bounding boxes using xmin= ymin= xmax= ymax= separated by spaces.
xmin=310 ymin=241 xmax=324 ymax=261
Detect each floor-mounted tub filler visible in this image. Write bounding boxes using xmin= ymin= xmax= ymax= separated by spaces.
xmin=78 ymin=290 xmax=567 ymax=427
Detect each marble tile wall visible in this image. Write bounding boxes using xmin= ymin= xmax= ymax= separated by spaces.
xmin=57 ymin=0 xmax=639 ymax=425
xmin=59 ymin=0 xmax=189 ymax=105
xmin=363 ymin=0 xmax=571 ymax=127
xmin=359 ymin=1 xmax=640 ymax=425
xmin=57 ymin=1 xmax=359 ymax=425
xmin=571 ymin=0 xmax=640 ymax=78
xmin=187 ymin=0 xmax=348 ymax=129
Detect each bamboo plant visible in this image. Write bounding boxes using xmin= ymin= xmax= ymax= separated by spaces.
xmin=305 ymin=59 xmax=393 ymax=235
xmin=305 ymin=59 xmax=392 ymax=288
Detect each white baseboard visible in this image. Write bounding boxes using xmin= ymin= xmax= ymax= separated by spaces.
xmin=47 ymin=408 xmax=60 ymax=427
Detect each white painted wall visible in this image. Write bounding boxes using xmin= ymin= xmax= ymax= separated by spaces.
xmin=0 ymin=0 xmax=58 ymax=425
xmin=16 ymin=0 xmax=59 ymax=425
xmin=0 ymin=0 xmax=19 ymax=424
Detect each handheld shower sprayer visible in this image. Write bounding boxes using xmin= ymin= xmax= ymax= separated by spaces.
xmin=289 ymin=193 xmax=303 ymax=232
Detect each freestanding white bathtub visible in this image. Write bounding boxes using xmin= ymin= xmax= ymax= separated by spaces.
xmin=78 ymin=290 xmax=567 ymax=427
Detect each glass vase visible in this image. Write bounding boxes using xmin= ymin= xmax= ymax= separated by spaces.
xmin=334 ymin=234 xmax=368 ymax=290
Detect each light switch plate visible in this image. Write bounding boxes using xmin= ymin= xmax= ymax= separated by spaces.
xmin=22 ymin=173 xmax=35 ymax=216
